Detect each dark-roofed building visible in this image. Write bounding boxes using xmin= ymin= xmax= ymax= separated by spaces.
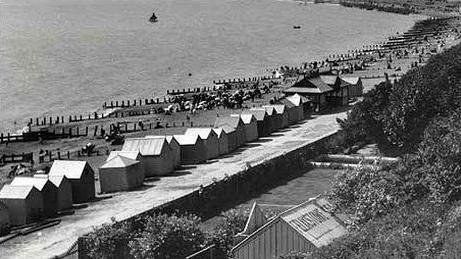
xmin=231 ymin=114 xmax=259 ymax=142
xmin=99 ymin=155 xmax=145 ymax=193
xmin=34 ymin=174 xmax=73 ymax=211
xmin=11 ymin=177 xmax=58 ymax=217
xmin=243 ymin=109 xmax=272 ymax=137
xmin=185 ymin=128 xmax=220 ymax=159
xmin=0 ymin=185 xmax=44 ymax=226
xmin=48 ymin=160 xmax=95 ymax=203
xmin=283 ymin=75 xmax=361 ymax=111
xmin=213 ymin=128 xmax=229 ymax=156
xmin=214 ymin=116 xmax=246 ymax=149
xmin=231 ymin=196 xmax=348 ymax=259
xmin=122 ymin=138 xmax=175 ymax=176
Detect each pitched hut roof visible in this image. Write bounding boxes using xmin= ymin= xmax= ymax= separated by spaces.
xmin=285 ymin=94 xmax=306 ymax=106
xmin=122 ymin=138 xmax=167 ymax=156
xmin=244 ymin=109 xmax=267 ymax=121
xmin=231 ymin=196 xmax=348 ymax=253
xmin=34 ymin=174 xmax=68 ymax=188
xmin=107 ymin=151 xmax=140 ymax=161
xmin=341 ymin=77 xmax=361 ymax=85
xmin=214 ymin=116 xmax=243 ymax=129
xmin=212 ymin=128 xmax=226 ymax=138
xmin=230 ymin=114 xmax=256 ymax=125
xmin=11 ymin=177 xmax=51 ymax=191
xmin=185 ymin=128 xmax=216 ymax=140
xmin=262 ymin=105 xmax=286 ymax=114
xmin=101 ymin=155 xmax=139 ymax=168
xmin=0 ymin=185 xmax=37 ymax=199
xmin=173 ymin=134 xmax=202 ymax=146
xmin=262 ymin=106 xmax=276 ymax=116
xmin=145 ymin=135 xmax=178 ymax=145
xmin=49 ymin=160 xmax=88 ymax=179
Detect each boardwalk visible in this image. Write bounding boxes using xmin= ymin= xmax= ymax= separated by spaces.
xmin=0 ymin=111 xmax=346 ymax=259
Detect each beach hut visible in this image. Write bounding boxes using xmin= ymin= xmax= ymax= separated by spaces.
xmin=122 ymin=138 xmax=175 ymax=177
xmin=174 ymin=135 xmax=207 ymax=164
xmin=284 ymin=93 xmax=310 ymax=120
xmin=0 ymin=202 xmax=10 ymax=235
xmin=0 ymin=185 xmax=44 ymax=226
xmin=214 ymin=116 xmax=246 ymax=148
xmin=242 ymin=109 xmax=272 ymax=137
xmin=107 ymin=151 xmax=141 ymax=162
xmin=185 ymin=128 xmax=220 ymax=159
xmin=48 ymin=160 xmax=95 ymax=203
xmin=231 ymin=114 xmax=259 ymax=142
xmin=145 ymin=136 xmax=181 ymax=168
xmin=262 ymin=106 xmax=281 ymax=131
xmin=263 ymin=105 xmax=289 ymax=128
xmin=11 ymin=177 xmax=58 ymax=217
xmin=230 ymin=196 xmax=348 ymax=259
xmin=34 ymin=174 xmax=73 ymax=211
xmin=99 ymin=155 xmax=145 ymax=193
xmin=213 ymin=128 xmax=229 ymax=156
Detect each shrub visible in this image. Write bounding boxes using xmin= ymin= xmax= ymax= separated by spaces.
xmin=128 ymin=213 xmax=205 ymax=259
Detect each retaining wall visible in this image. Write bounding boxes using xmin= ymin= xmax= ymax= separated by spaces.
xmin=77 ymin=131 xmax=339 ymax=259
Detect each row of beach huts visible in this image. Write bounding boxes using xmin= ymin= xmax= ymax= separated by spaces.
xmin=0 ymin=94 xmax=310 ymax=231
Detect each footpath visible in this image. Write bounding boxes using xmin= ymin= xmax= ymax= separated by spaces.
xmin=0 ymin=111 xmax=346 ymax=259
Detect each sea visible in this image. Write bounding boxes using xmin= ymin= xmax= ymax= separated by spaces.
xmin=0 ymin=0 xmax=421 ymax=132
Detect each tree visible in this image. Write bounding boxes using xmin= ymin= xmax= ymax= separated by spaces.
xmin=128 ymin=213 xmax=205 ymax=259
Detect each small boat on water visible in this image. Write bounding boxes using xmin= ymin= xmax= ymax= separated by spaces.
xmin=293 ymin=25 xmax=301 ymax=29
xmin=149 ymin=12 xmax=158 ymax=23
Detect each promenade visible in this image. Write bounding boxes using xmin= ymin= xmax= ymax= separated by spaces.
xmin=1 ymin=111 xmax=346 ymax=259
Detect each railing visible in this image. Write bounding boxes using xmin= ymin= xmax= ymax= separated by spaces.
xmin=0 ymin=152 xmax=33 ymax=165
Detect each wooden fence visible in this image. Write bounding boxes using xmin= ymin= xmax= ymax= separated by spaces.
xmin=0 ymin=128 xmax=88 ymax=144
xmin=0 ymin=152 xmax=33 ymax=165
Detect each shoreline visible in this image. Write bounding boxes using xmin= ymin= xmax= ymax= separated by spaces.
xmin=0 ymin=2 xmax=420 ymax=133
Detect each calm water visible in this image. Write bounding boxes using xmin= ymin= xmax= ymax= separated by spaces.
xmin=0 ymin=0 xmax=419 ymax=132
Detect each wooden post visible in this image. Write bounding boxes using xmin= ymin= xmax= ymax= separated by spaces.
xmin=67 ymin=151 xmax=70 ymax=159
xmin=69 ymin=128 xmax=72 ymax=137
xmin=80 ymin=115 xmax=82 ymax=121
xmin=76 ymin=127 xmax=80 ymax=136
xmin=7 ymin=133 xmax=10 ymax=144
xmin=57 ymin=151 xmax=61 ymax=160
xmin=62 ymin=116 xmax=64 ymax=123
xmin=49 ymin=151 xmax=52 ymax=162
xmin=133 ymin=123 xmax=137 ymax=131
xmin=85 ymin=127 xmax=89 ymax=136
xmin=0 ymin=133 xmax=3 ymax=144
xmin=36 ymin=118 xmax=39 ymax=126
xmin=94 ymin=126 xmax=98 ymax=136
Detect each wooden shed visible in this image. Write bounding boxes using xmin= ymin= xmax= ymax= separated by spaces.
xmin=11 ymin=177 xmax=58 ymax=217
xmin=231 ymin=114 xmax=259 ymax=142
xmin=48 ymin=160 xmax=96 ymax=204
xmin=174 ymin=135 xmax=207 ymax=164
xmin=34 ymin=174 xmax=73 ymax=211
xmin=185 ymin=128 xmax=220 ymax=159
xmin=214 ymin=116 xmax=246 ymax=148
xmin=0 ymin=185 xmax=44 ymax=226
xmin=145 ymin=136 xmax=181 ymax=169
xmin=122 ymin=138 xmax=175 ymax=177
xmin=263 ymin=105 xmax=289 ymax=129
xmin=243 ymin=109 xmax=272 ymax=137
xmin=99 ymin=155 xmax=145 ymax=193
xmin=213 ymin=128 xmax=229 ymax=156
xmin=0 ymin=202 xmax=10 ymax=235
xmin=284 ymin=93 xmax=310 ymax=120
xmin=221 ymin=125 xmax=238 ymax=152
xmin=231 ymin=196 xmax=348 ymax=259
xmin=261 ymin=106 xmax=282 ymax=131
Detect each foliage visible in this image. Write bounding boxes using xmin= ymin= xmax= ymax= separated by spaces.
xmin=206 ymin=208 xmax=249 ymax=256
xmin=128 ymin=213 xmax=205 ymax=259
xmin=85 ymin=218 xmax=133 ymax=259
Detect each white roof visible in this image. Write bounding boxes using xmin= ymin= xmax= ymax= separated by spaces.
xmin=101 ymin=155 xmax=139 ymax=169
xmin=107 ymin=151 xmax=140 ymax=162
xmin=173 ymin=134 xmax=202 ymax=145
xmin=230 ymin=114 xmax=256 ymax=124
xmin=11 ymin=177 xmax=51 ymax=191
xmin=212 ymin=128 xmax=226 ymax=138
xmin=341 ymin=77 xmax=361 ymax=85
xmin=286 ymin=94 xmax=303 ymax=106
xmin=122 ymin=138 xmax=167 ymax=156
xmin=49 ymin=160 xmax=89 ymax=179
xmin=34 ymin=174 xmax=67 ymax=187
xmin=184 ymin=128 xmax=216 ymax=140
xmin=232 ymin=196 xmax=348 ymax=252
xmin=145 ymin=135 xmax=179 ymax=146
xmin=0 ymin=184 xmax=37 ymax=199
xmin=262 ymin=105 xmax=286 ymax=115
